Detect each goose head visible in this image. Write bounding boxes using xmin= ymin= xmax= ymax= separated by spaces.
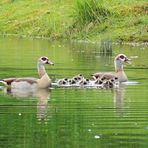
xmin=38 ymin=56 xmax=54 ymax=78
xmin=38 ymin=56 xmax=54 ymax=66
xmin=114 ymin=54 xmax=131 ymax=72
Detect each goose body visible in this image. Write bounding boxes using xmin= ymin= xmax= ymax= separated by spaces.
xmin=92 ymin=54 xmax=131 ymax=82
xmin=0 ymin=56 xmax=54 ymax=89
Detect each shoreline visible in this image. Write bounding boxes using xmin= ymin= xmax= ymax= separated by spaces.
xmin=0 ymin=33 xmax=148 ymax=47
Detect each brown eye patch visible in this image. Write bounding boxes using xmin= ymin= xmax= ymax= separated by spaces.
xmin=120 ymin=55 xmax=125 ymax=59
xmin=41 ymin=57 xmax=47 ymax=61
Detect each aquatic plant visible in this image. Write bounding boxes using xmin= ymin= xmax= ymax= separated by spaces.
xmin=99 ymin=38 xmax=112 ymax=56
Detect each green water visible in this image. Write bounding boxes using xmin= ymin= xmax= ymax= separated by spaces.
xmin=0 ymin=37 xmax=148 ymax=148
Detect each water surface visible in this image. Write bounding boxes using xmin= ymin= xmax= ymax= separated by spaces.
xmin=0 ymin=37 xmax=148 ymax=148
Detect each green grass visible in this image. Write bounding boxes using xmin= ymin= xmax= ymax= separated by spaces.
xmin=0 ymin=0 xmax=147 ymax=42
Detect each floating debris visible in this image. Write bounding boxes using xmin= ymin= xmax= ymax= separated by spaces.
xmin=88 ymin=129 xmax=92 ymax=132
xmin=94 ymin=135 xmax=100 ymax=139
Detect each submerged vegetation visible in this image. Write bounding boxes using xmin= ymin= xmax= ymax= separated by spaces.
xmin=0 ymin=0 xmax=147 ymax=42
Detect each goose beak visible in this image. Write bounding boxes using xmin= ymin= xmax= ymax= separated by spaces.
xmin=125 ymin=57 xmax=131 ymax=64
xmin=47 ymin=60 xmax=54 ymax=65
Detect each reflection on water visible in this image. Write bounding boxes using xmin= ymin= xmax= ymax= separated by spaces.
xmin=3 ymin=87 xmax=51 ymax=122
xmin=0 ymin=36 xmax=148 ymax=147
xmin=114 ymin=84 xmax=127 ymax=116
xmin=36 ymin=89 xmax=51 ymax=122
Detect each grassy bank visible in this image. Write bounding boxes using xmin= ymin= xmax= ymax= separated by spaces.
xmin=0 ymin=0 xmax=147 ymax=42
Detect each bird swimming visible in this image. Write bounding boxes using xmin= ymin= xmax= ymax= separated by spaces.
xmin=91 ymin=54 xmax=131 ymax=82
xmin=0 ymin=56 xmax=54 ymax=89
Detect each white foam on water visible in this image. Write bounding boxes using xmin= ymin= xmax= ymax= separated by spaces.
xmin=122 ymin=81 xmax=140 ymax=85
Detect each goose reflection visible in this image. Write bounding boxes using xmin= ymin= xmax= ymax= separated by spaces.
xmin=114 ymin=83 xmax=127 ymax=115
xmin=36 ymin=88 xmax=51 ymax=122
xmin=3 ymin=87 xmax=51 ymax=122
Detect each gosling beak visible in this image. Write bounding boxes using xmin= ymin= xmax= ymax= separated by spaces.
xmin=125 ymin=57 xmax=131 ymax=64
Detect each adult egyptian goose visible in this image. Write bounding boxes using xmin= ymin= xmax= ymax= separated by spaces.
xmin=92 ymin=54 xmax=131 ymax=82
xmin=0 ymin=56 xmax=54 ymax=89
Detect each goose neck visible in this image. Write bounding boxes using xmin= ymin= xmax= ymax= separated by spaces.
xmin=37 ymin=63 xmax=46 ymax=78
xmin=115 ymin=60 xmax=124 ymax=72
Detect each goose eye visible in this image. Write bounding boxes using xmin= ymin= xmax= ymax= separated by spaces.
xmin=120 ymin=55 xmax=125 ymax=59
xmin=41 ymin=57 xmax=47 ymax=61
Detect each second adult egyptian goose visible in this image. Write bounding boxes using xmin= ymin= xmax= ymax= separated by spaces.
xmin=92 ymin=54 xmax=131 ymax=82
xmin=0 ymin=56 xmax=54 ymax=89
